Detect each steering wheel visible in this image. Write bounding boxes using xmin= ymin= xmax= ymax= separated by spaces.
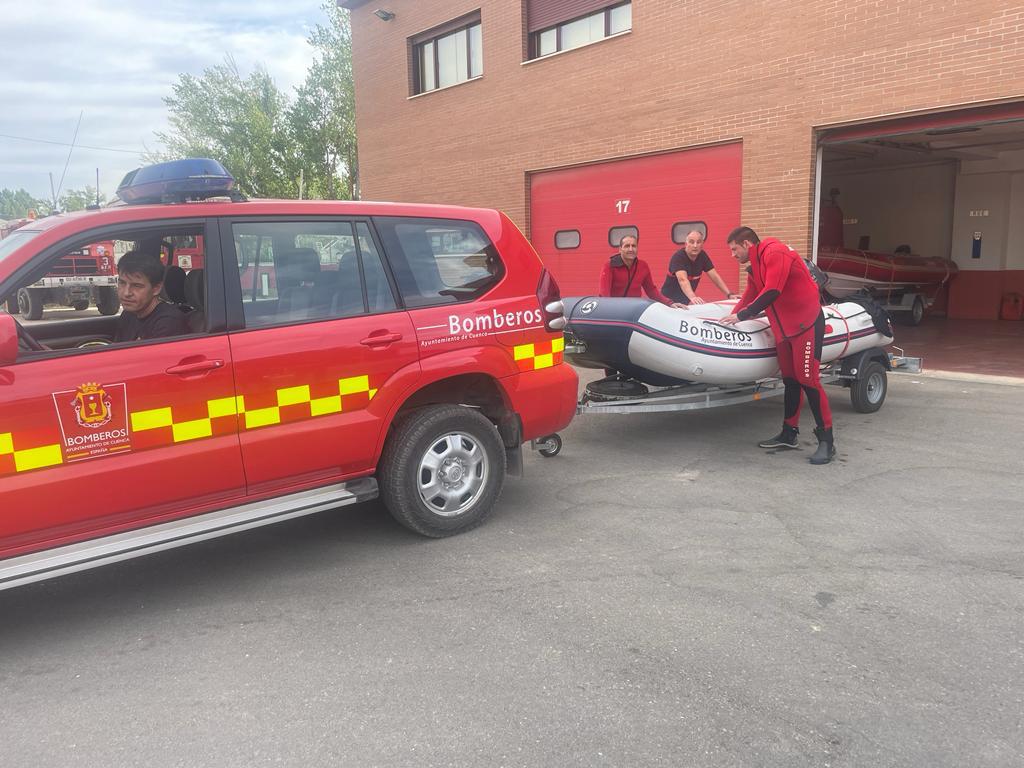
xmin=14 ymin=317 xmax=45 ymax=352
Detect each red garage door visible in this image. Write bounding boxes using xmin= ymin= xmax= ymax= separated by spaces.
xmin=529 ymin=142 xmax=743 ymax=297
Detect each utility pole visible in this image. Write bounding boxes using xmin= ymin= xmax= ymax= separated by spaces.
xmin=49 ymin=172 xmax=57 ymax=211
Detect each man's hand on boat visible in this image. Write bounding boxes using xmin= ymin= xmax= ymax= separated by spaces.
xmin=670 ymin=302 xmax=689 ymax=309
xmin=719 ymin=312 xmax=740 ymax=325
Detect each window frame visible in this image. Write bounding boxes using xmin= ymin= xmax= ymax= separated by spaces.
xmin=2 ymin=217 xmax=222 ymax=362
xmin=370 ymin=215 xmax=506 ymax=309
xmin=554 ymin=230 xmax=581 ymax=250
xmin=671 ymin=221 xmax=709 ymax=246
xmin=529 ymin=2 xmax=631 ymax=60
xmin=218 ymin=216 xmax=403 ymax=334
xmin=608 ymin=225 xmax=638 ymax=248
xmin=411 ymin=13 xmax=483 ymax=95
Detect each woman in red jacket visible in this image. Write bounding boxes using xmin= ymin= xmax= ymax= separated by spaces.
xmin=720 ymin=226 xmax=835 ymax=465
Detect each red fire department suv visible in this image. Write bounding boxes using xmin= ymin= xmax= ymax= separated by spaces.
xmin=0 ymin=159 xmax=577 ymax=590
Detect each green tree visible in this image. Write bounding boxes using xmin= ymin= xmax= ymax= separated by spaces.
xmin=154 ymin=57 xmax=301 ymax=198
xmin=289 ymin=2 xmax=359 ymax=200
xmin=0 ymin=188 xmax=46 ymax=219
xmin=59 ymin=186 xmax=107 ymax=212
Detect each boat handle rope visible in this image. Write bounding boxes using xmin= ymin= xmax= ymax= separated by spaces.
xmin=829 ymin=310 xmax=852 ymax=358
xmin=700 ymin=319 xmax=773 ymax=334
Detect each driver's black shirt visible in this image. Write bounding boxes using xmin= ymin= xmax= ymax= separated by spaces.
xmin=661 ymin=249 xmax=715 ymax=303
xmin=114 ymin=301 xmax=189 ymax=342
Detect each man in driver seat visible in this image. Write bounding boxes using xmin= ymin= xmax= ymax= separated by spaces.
xmin=113 ymin=251 xmax=189 ymax=342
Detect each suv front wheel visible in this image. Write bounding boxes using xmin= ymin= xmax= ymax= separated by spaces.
xmin=380 ymin=404 xmax=506 ymax=537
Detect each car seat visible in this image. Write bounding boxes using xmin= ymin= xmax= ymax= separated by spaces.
xmin=162 ymin=265 xmax=189 ymax=310
xmin=184 ymin=268 xmax=205 ymax=332
xmin=276 ymin=248 xmax=322 ymax=318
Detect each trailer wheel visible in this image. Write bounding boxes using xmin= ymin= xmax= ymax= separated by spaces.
xmin=908 ymin=296 xmax=925 ymax=326
xmin=96 ymin=287 xmax=120 ymax=316
xmin=379 ymin=405 xmax=506 ymax=537
xmin=850 ymin=361 xmax=887 ymax=413
xmin=537 ymin=433 xmax=562 ymax=458
xmin=72 ymin=300 xmax=89 ymax=311
xmin=17 ymin=289 xmax=43 ymax=321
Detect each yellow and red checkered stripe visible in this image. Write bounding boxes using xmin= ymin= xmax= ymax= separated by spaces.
xmin=513 ymin=337 xmax=564 ymax=372
xmin=0 ymin=374 xmax=377 ymax=476
xmin=0 ymin=432 xmax=63 ymax=474
xmin=130 ymin=374 xmax=377 ymax=444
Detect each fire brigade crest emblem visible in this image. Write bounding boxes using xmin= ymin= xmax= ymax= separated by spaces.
xmin=72 ymin=382 xmax=112 ymax=428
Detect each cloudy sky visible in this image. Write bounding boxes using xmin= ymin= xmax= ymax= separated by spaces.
xmin=0 ymin=0 xmax=328 ymax=203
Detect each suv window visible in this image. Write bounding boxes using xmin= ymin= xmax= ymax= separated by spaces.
xmin=373 ymin=217 xmax=504 ymax=307
xmin=232 ymin=220 xmax=397 ymax=328
xmin=3 ymin=223 xmax=208 ymax=359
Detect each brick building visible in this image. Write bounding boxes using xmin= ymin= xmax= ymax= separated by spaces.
xmin=340 ymin=0 xmax=1024 ymax=322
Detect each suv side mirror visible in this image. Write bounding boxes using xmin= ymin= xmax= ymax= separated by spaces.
xmin=0 ymin=312 xmax=18 ymax=365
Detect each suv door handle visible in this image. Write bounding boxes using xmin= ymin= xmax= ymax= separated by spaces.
xmin=166 ymin=359 xmax=224 ymax=375
xmin=360 ymin=332 xmax=402 ymax=347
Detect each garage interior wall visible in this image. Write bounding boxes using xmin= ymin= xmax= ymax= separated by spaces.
xmin=820 ymin=163 xmax=957 ymax=261
xmin=948 ymin=151 xmax=1024 ymax=318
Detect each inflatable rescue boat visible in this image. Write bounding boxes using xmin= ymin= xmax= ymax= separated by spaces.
xmin=817 ymin=245 xmax=958 ymax=298
xmin=562 ymin=297 xmax=893 ymax=386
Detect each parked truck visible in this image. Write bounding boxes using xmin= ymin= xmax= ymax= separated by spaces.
xmin=1 ymin=217 xmax=119 ymax=320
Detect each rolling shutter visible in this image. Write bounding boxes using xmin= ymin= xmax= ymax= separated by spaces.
xmin=820 ymin=101 xmax=1024 ymax=144
xmin=526 ymin=0 xmax=616 ymax=33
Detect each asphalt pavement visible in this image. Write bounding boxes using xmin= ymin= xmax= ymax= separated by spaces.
xmin=1 ymin=372 xmax=1021 ymax=768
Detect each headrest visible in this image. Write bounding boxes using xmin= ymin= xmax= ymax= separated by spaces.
xmin=163 ymin=265 xmax=187 ymax=304
xmin=276 ymin=248 xmax=321 ymax=286
xmin=184 ymin=268 xmax=205 ymax=310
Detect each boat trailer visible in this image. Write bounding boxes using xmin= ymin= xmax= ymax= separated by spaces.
xmin=530 ymin=347 xmax=922 ymax=458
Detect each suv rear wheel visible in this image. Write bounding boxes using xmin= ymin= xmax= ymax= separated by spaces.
xmin=380 ymin=404 xmax=506 ymax=537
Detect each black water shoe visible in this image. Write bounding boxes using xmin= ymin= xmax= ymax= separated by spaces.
xmin=758 ymin=424 xmax=799 ymax=449
xmin=809 ymin=427 xmax=836 ymax=465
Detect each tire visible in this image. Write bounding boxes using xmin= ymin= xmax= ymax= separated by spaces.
xmin=850 ymin=361 xmax=887 ymax=413
xmin=537 ymin=433 xmax=562 ymax=458
xmin=96 ymin=287 xmax=120 ymax=316
xmin=72 ymin=300 xmax=89 ymax=311
xmin=909 ymin=296 xmax=925 ymax=326
xmin=379 ymin=404 xmax=506 ymax=537
xmin=17 ymin=288 xmax=43 ymax=321
xmin=898 ymin=296 xmax=925 ymax=326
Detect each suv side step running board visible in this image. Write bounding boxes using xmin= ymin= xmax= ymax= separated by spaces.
xmin=0 ymin=479 xmax=379 ymax=592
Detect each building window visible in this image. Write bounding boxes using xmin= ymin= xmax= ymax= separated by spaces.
xmin=608 ymin=226 xmax=638 ymax=247
xmin=671 ymin=221 xmax=708 ymax=244
xmin=412 ymin=13 xmax=482 ymax=95
xmin=529 ymin=2 xmax=631 ymax=59
xmin=554 ymin=230 xmax=581 ymax=249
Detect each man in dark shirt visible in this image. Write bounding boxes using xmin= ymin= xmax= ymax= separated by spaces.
xmin=113 ymin=251 xmax=190 ymax=342
xmin=661 ymin=228 xmax=739 ymax=305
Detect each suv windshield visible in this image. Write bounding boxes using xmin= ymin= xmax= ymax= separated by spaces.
xmin=0 ymin=229 xmax=43 ymax=265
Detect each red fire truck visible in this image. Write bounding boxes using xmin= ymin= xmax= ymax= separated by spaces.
xmin=1 ymin=217 xmax=119 ymax=320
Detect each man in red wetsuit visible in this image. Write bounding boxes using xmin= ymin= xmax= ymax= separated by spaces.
xmin=599 ymin=235 xmax=685 ymax=307
xmin=720 ymin=226 xmax=835 ymax=464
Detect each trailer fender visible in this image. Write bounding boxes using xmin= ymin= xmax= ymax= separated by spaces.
xmin=840 ymin=347 xmax=891 ymax=380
